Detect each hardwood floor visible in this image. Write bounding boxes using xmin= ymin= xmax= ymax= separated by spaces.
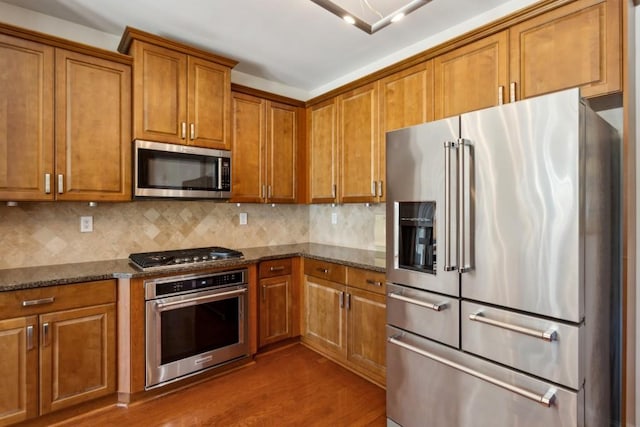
xmin=52 ymin=344 xmax=386 ymax=426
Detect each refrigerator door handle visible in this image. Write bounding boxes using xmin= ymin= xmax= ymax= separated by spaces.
xmin=444 ymin=141 xmax=457 ymax=271
xmin=457 ymin=138 xmax=472 ymax=273
xmin=469 ymin=311 xmax=558 ymax=342
xmin=388 ymin=335 xmax=557 ymax=407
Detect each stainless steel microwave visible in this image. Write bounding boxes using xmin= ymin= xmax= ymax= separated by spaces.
xmin=134 ymin=140 xmax=231 ymax=199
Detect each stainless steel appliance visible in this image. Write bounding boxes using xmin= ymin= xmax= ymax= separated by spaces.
xmin=385 ymin=88 xmax=621 ymax=427
xmin=134 ymin=139 xmax=231 ymax=199
xmin=144 ymin=268 xmax=249 ymax=389
xmin=129 ymin=246 xmax=244 ymax=271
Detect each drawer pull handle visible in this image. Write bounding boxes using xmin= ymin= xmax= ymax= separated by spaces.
xmin=388 ymin=335 xmax=557 ymax=407
xmin=388 ymin=292 xmax=447 ymax=312
xmin=317 ymin=268 xmax=329 ymax=274
xmin=22 ymin=297 xmax=55 ymax=307
xmin=366 ymin=279 xmax=383 ymax=287
xmin=269 ymin=266 xmax=285 ymax=272
xmin=469 ymin=311 xmax=558 ymax=342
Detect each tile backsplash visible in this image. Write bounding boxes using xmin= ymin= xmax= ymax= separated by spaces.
xmin=0 ymin=201 xmax=385 ymax=269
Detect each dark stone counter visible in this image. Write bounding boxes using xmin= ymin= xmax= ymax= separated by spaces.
xmin=0 ymin=243 xmax=385 ymax=292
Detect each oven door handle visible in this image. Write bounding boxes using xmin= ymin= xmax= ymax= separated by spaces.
xmin=155 ymin=288 xmax=247 ymax=311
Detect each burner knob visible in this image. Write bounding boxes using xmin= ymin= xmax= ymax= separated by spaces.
xmin=201 ymin=255 xmax=209 ymax=261
xmin=193 ymin=256 xmax=200 ymax=262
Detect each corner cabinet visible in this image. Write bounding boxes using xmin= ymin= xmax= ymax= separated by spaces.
xmin=0 ymin=280 xmax=116 ymax=425
xmin=307 ymin=83 xmax=384 ymax=204
xmin=231 ymin=92 xmax=299 ymax=203
xmin=0 ymin=28 xmax=131 ymax=202
xmin=302 ymin=259 xmax=386 ymax=386
xmin=509 ymin=0 xmax=620 ymax=100
xmin=119 ymin=27 xmax=236 ymax=150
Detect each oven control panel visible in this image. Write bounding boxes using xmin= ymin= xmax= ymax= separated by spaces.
xmin=145 ymin=269 xmax=247 ymax=299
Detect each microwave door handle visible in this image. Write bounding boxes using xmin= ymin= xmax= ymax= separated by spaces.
xmin=218 ymin=158 xmax=223 ymax=190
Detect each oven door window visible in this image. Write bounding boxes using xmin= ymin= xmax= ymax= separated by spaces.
xmin=160 ymin=297 xmax=239 ymax=365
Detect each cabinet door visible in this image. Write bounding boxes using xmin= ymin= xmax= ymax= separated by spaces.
xmin=434 ymin=31 xmax=509 ymax=119
xmin=0 ymin=316 xmax=38 ymax=425
xmin=266 ymin=101 xmax=297 ymax=203
xmin=0 ymin=34 xmax=54 ymax=201
xmin=132 ymin=40 xmax=186 ymax=144
xmin=380 ymin=61 xmax=434 ymax=203
xmin=307 ymin=99 xmax=338 ymax=203
xmin=380 ymin=61 xmax=434 ymax=132
xmin=39 ymin=303 xmax=116 ymax=415
xmin=231 ymin=92 xmax=265 ymax=203
xmin=339 ymin=82 xmax=379 ymax=203
xmin=188 ymin=57 xmax=230 ymax=149
xmin=259 ymin=275 xmax=292 ymax=347
xmin=346 ymin=287 xmax=386 ymax=384
xmin=55 ymin=50 xmax=131 ymax=201
xmin=303 ymin=276 xmax=347 ymax=358
xmin=509 ymin=0 xmax=620 ymax=100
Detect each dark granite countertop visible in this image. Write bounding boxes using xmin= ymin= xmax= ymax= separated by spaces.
xmin=0 ymin=243 xmax=385 ymax=292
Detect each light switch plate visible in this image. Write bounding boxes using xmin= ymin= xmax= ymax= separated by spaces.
xmin=80 ymin=216 xmax=93 ymax=232
xmin=239 ymin=212 xmax=248 ymax=225
xmin=331 ymin=212 xmax=338 ymax=225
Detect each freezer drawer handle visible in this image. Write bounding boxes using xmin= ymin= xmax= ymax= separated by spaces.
xmin=388 ymin=336 xmax=557 ymax=407
xmin=388 ymin=292 xmax=447 ymax=312
xmin=469 ymin=311 xmax=558 ymax=342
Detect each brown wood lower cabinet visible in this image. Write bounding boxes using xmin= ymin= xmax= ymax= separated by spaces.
xmin=258 ymin=258 xmax=300 ymax=348
xmin=0 ymin=280 xmax=116 ymax=425
xmin=302 ymin=259 xmax=386 ymax=386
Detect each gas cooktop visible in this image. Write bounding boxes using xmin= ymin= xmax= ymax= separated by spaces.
xmin=129 ymin=246 xmax=244 ymax=271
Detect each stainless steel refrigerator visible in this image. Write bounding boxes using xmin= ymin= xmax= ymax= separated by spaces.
xmin=385 ymin=88 xmax=621 ymax=427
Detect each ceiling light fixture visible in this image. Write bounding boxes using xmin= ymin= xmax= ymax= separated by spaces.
xmin=310 ymin=0 xmax=431 ymax=34
xmin=343 ymin=15 xmax=356 ymax=24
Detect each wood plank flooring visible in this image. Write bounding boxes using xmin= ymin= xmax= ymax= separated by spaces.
xmin=52 ymin=344 xmax=386 ymax=426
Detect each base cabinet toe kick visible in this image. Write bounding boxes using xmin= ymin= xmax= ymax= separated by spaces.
xmin=386 ymin=326 xmax=582 ymax=427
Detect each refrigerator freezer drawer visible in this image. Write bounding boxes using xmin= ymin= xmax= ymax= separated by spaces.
xmin=461 ymin=301 xmax=583 ymax=390
xmin=386 ymin=326 xmax=583 ymax=427
xmin=387 ymin=283 xmax=459 ymax=348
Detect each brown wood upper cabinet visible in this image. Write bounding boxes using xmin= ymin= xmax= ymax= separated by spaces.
xmin=307 ymin=98 xmax=339 ymax=204
xmin=0 ymin=280 xmax=116 ymax=424
xmin=231 ymin=92 xmax=298 ymax=203
xmin=339 ymin=82 xmax=382 ymax=204
xmin=119 ymin=27 xmax=236 ymax=150
xmin=509 ymin=0 xmax=620 ymax=101
xmin=307 ymin=83 xmax=383 ymax=204
xmin=0 ymin=30 xmax=131 ymax=202
xmin=434 ymin=31 xmax=509 ymax=119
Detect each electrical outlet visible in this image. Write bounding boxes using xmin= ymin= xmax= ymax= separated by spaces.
xmin=239 ymin=212 xmax=248 ymax=225
xmin=331 ymin=212 xmax=338 ymax=225
xmin=80 ymin=216 xmax=93 ymax=232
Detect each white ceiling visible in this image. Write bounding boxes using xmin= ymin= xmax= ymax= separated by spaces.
xmin=0 ymin=0 xmax=538 ymax=100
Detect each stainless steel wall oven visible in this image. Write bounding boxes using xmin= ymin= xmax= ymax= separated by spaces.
xmin=144 ymin=269 xmax=249 ymax=389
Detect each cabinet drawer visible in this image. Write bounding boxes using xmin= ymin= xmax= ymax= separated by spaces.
xmin=304 ymin=259 xmax=346 ymax=283
xmin=259 ymin=258 xmax=292 ymax=279
xmin=461 ymin=301 xmax=582 ymax=389
xmin=346 ymin=267 xmax=385 ymax=295
xmin=0 ymin=280 xmax=116 ymax=319
xmin=387 ymin=283 xmax=459 ymax=348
